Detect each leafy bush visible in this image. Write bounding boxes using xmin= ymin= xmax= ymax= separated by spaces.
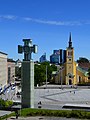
xmin=1 ymin=108 xmax=90 ymax=119
xmin=19 ymin=108 xmax=90 ymax=119
xmin=0 ymin=98 xmax=13 ymax=108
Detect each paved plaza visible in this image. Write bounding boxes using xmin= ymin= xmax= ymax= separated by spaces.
xmin=34 ymin=86 xmax=90 ymax=109
xmin=11 ymin=85 xmax=90 ymax=109
xmin=1 ymin=85 xmax=90 ymax=118
xmin=1 ymin=84 xmax=90 ymax=110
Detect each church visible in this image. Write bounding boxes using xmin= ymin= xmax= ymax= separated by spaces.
xmin=53 ymin=33 xmax=89 ymax=85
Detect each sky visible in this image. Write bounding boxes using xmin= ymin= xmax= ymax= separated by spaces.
xmin=0 ymin=0 xmax=90 ymax=61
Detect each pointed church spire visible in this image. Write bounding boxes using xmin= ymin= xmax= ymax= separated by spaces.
xmin=68 ymin=32 xmax=72 ymax=48
xmin=69 ymin=32 xmax=71 ymax=42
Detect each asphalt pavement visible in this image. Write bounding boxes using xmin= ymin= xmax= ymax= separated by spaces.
xmin=8 ymin=116 xmax=88 ymax=120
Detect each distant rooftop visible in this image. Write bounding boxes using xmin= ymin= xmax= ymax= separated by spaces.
xmin=0 ymin=51 xmax=7 ymax=55
xmin=78 ymin=63 xmax=90 ymax=71
xmin=7 ymin=58 xmax=15 ymax=62
xmin=77 ymin=66 xmax=88 ymax=77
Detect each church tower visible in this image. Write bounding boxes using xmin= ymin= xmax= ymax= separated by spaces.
xmin=65 ymin=33 xmax=76 ymax=85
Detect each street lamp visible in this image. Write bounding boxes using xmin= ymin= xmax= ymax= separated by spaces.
xmin=60 ymin=66 xmax=64 ymax=89
xmin=46 ymin=66 xmax=47 ymax=88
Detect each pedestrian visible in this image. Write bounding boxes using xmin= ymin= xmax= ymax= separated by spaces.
xmin=5 ymin=114 xmax=7 ymax=120
xmin=38 ymin=101 xmax=42 ymax=108
xmin=39 ymin=101 xmax=42 ymax=105
xmin=15 ymin=110 xmax=19 ymax=119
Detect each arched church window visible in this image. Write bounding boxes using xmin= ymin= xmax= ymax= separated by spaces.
xmin=68 ymin=51 xmax=72 ymax=56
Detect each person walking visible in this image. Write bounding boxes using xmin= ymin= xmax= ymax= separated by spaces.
xmin=15 ymin=110 xmax=19 ymax=119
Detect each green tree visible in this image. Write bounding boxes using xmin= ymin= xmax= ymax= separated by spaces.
xmin=34 ymin=64 xmax=46 ymax=86
xmin=88 ymin=68 xmax=90 ymax=77
xmin=77 ymin=57 xmax=89 ymax=63
xmin=15 ymin=62 xmax=57 ymax=86
xmin=34 ymin=62 xmax=57 ymax=86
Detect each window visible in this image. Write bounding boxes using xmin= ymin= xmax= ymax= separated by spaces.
xmin=68 ymin=51 xmax=72 ymax=56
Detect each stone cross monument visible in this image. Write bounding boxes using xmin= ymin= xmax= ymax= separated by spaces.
xmin=18 ymin=39 xmax=37 ymax=108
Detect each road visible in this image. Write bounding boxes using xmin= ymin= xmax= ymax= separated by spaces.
xmin=8 ymin=116 xmax=88 ymax=120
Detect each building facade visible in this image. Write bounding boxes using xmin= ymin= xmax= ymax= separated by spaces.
xmin=39 ymin=53 xmax=47 ymax=63
xmin=50 ymin=49 xmax=66 ymax=65
xmin=15 ymin=59 xmax=22 ymax=68
xmin=50 ymin=50 xmax=60 ymax=64
xmin=0 ymin=52 xmax=8 ymax=89
xmin=7 ymin=59 xmax=15 ymax=84
xmin=50 ymin=54 xmax=60 ymax=64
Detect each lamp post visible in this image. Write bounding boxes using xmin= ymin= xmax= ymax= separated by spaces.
xmin=18 ymin=39 xmax=37 ymax=108
xmin=60 ymin=67 xmax=64 ymax=89
xmin=46 ymin=66 xmax=47 ymax=88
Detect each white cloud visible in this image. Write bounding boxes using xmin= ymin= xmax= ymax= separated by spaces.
xmin=0 ymin=15 xmax=90 ymax=26
xmin=23 ymin=17 xmax=83 ymax=26
xmin=0 ymin=15 xmax=17 ymax=20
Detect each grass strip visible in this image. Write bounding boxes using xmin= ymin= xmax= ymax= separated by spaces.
xmin=1 ymin=109 xmax=90 ymax=119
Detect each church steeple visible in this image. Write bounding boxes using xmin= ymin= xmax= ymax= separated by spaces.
xmin=66 ymin=33 xmax=75 ymax=85
xmin=68 ymin=32 xmax=72 ymax=48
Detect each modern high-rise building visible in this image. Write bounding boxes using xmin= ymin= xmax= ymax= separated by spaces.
xmin=59 ymin=49 xmax=66 ymax=64
xmin=50 ymin=48 xmax=66 ymax=65
xmin=63 ymin=50 xmax=66 ymax=63
xmin=50 ymin=54 xmax=59 ymax=64
xmin=53 ymin=50 xmax=60 ymax=55
xmin=50 ymin=50 xmax=60 ymax=64
xmin=50 ymin=49 xmax=66 ymax=64
xmin=39 ymin=53 xmax=47 ymax=63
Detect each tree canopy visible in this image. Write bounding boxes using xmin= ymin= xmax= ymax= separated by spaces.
xmin=34 ymin=62 xmax=57 ymax=86
xmin=15 ymin=61 xmax=57 ymax=86
xmin=77 ymin=57 xmax=89 ymax=63
xmin=88 ymin=68 xmax=90 ymax=77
